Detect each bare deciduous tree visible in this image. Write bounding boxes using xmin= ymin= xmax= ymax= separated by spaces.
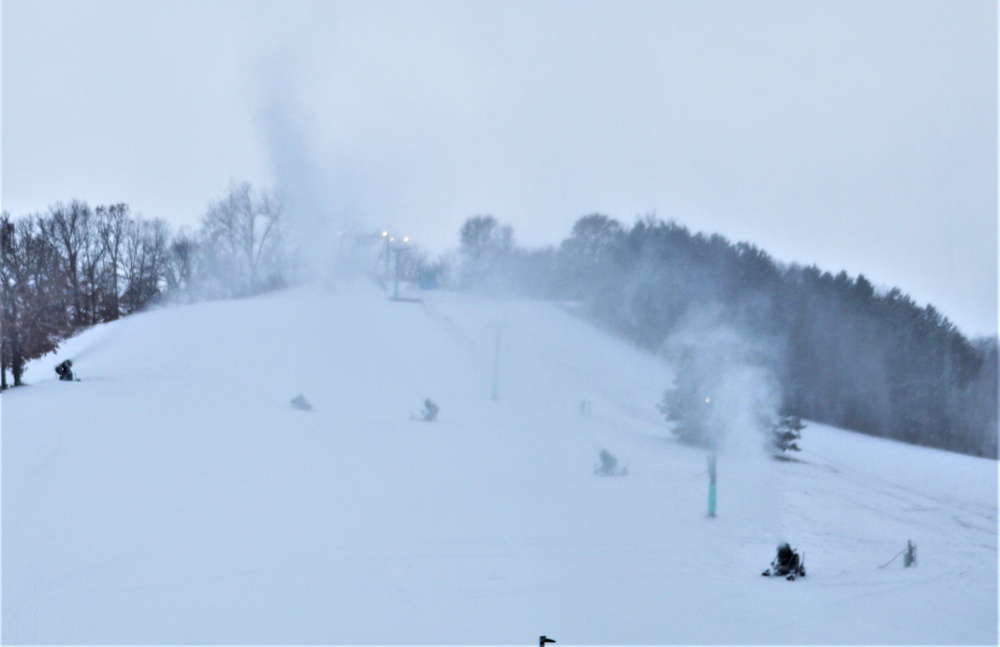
xmin=42 ymin=200 xmax=92 ymax=326
xmin=96 ymin=203 xmax=131 ymax=319
xmin=121 ymin=217 xmax=169 ymax=313
xmin=1 ymin=214 xmax=68 ymax=386
xmin=164 ymin=228 xmax=199 ymax=302
xmin=201 ymin=181 xmax=283 ymax=297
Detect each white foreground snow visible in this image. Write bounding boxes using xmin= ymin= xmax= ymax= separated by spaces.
xmin=2 ymin=280 xmax=997 ymax=644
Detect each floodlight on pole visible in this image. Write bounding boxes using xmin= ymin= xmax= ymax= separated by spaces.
xmin=381 ymin=230 xmax=391 ymax=277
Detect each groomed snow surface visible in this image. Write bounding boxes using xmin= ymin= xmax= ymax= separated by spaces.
xmin=3 ymin=279 xmax=997 ymax=645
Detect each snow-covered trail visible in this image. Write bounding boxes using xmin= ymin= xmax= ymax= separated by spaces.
xmin=2 ymin=280 xmax=996 ymax=644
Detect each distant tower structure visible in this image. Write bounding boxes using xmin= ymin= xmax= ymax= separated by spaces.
xmin=488 ymin=320 xmax=507 ymax=401
xmin=388 ymin=235 xmax=410 ymax=299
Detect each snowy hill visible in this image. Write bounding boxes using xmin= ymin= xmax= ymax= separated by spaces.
xmin=2 ymin=279 xmax=997 ymax=644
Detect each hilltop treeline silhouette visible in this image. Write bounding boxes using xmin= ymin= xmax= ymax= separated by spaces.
xmin=3 ymin=198 xmax=995 ymax=459
xmin=453 ymin=214 xmax=997 ymax=459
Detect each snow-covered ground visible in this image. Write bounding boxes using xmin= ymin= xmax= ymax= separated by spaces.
xmin=2 ymin=279 xmax=997 ymax=644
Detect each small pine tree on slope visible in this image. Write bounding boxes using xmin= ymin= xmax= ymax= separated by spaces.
xmin=772 ymin=414 xmax=805 ymax=453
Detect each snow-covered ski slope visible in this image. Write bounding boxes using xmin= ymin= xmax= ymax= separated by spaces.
xmin=3 ymin=279 xmax=997 ymax=644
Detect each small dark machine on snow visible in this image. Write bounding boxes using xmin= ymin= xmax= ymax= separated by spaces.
xmin=762 ymin=543 xmax=806 ymax=580
xmin=55 ymin=360 xmax=74 ymax=382
xmin=593 ymin=449 xmax=628 ymax=477
xmin=290 ymin=394 xmax=313 ymax=411
xmin=421 ymin=399 xmax=439 ymax=422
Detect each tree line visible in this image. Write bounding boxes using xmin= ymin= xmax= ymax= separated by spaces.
xmin=453 ymin=214 xmax=998 ymax=459
xmin=1 ymin=181 xmax=287 ymax=388
xmin=3 ymin=198 xmax=995 ymax=460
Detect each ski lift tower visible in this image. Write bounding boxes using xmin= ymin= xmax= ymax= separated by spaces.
xmin=389 ymin=236 xmax=409 ymax=299
xmin=488 ymin=316 xmax=508 ymax=401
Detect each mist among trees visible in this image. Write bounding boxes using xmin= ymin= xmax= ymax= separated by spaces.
xmin=449 ymin=213 xmax=998 ymax=459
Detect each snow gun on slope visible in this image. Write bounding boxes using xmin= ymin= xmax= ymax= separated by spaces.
xmin=762 ymin=543 xmax=806 ymax=581
xmin=55 ymin=360 xmax=76 ymax=382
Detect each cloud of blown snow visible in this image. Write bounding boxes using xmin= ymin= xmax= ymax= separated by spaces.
xmin=664 ymin=305 xmax=783 ymax=458
xmin=662 ymin=304 xmax=788 ymax=539
xmin=255 ymin=55 xmax=376 ymax=281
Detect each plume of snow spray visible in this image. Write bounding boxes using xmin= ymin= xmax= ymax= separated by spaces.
xmin=255 ymin=56 xmax=370 ymax=284
xmin=665 ymin=316 xmax=782 ymax=456
xmin=664 ymin=306 xmax=785 ymax=534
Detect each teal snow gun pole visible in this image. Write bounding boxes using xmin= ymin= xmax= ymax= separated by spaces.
xmin=707 ymin=450 xmax=717 ymax=518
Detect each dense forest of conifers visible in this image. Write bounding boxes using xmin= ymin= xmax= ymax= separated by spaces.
xmin=2 ymin=197 xmax=997 ymax=460
xmin=454 ymin=214 xmax=998 ymax=459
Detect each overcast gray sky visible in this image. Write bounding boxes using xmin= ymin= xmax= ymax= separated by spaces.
xmin=2 ymin=0 xmax=996 ymax=336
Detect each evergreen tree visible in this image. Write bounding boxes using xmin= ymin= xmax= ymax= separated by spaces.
xmin=772 ymin=415 xmax=804 ymax=453
xmin=658 ymin=350 xmax=717 ymax=447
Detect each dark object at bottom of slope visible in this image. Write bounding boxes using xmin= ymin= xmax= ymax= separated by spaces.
xmin=762 ymin=543 xmax=806 ymax=581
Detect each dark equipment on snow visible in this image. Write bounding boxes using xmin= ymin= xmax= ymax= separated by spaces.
xmin=880 ymin=540 xmax=917 ymax=569
xmin=594 ymin=449 xmax=628 ymax=477
xmin=421 ymin=399 xmax=439 ymax=422
xmin=290 ymin=394 xmax=313 ymax=411
xmin=55 ymin=360 xmax=74 ymax=382
xmin=539 ymin=636 xmax=556 ymax=647
xmin=904 ymin=540 xmax=917 ymax=568
xmin=762 ymin=543 xmax=806 ymax=580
